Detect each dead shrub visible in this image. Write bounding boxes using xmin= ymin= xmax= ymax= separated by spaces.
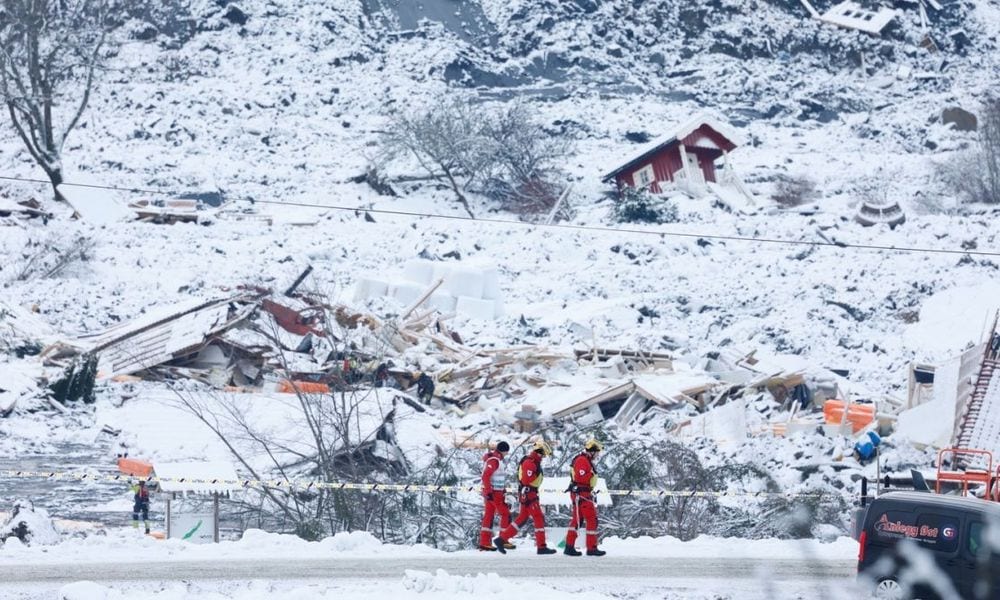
xmin=771 ymin=175 xmax=818 ymax=208
xmin=937 ymin=97 xmax=1000 ymax=205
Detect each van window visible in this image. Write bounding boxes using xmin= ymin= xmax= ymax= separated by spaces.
xmin=969 ymin=521 xmax=983 ymax=556
xmin=871 ymin=510 xmax=960 ymax=553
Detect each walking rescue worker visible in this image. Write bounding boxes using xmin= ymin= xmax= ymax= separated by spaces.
xmin=132 ymin=480 xmax=151 ymax=534
xmin=494 ymin=440 xmax=557 ymax=555
xmin=564 ymin=438 xmax=606 ymax=556
xmin=479 ymin=440 xmax=515 ymax=551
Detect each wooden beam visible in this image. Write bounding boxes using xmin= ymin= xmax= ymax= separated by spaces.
xmin=400 ymin=277 xmax=444 ymax=320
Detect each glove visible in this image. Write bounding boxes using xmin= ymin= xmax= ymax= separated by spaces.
xmin=565 ymin=482 xmax=579 ymax=493
xmin=482 ymin=488 xmax=492 ymax=499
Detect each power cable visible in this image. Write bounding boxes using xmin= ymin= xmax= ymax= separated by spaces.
xmin=3 ymin=174 xmax=998 ymax=257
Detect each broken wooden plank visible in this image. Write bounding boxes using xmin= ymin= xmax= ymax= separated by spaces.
xmin=400 ymin=277 xmax=444 ymax=320
xmin=573 ymin=348 xmax=675 ymax=362
xmin=47 ymin=396 xmax=69 ymax=414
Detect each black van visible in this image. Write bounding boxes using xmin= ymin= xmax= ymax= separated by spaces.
xmin=857 ymin=491 xmax=1000 ymax=599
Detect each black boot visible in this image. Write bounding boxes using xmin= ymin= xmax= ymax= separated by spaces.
xmin=494 ymin=536 xmax=507 ymax=554
xmin=564 ymin=546 xmax=582 ymax=556
xmin=537 ymin=546 xmax=557 ymax=555
xmin=586 ymin=548 xmax=606 ymax=556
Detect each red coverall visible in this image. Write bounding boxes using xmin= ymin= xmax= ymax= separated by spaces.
xmin=565 ymin=452 xmax=599 ymax=551
xmin=479 ymin=449 xmax=511 ymax=547
xmin=497 ymin=450 xmax=547 ymax=548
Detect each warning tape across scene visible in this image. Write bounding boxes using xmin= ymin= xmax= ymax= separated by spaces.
xmin=0 ymin=470 xmax=828 ymax=499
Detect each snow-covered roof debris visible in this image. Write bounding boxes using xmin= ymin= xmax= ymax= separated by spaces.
xmin=818 ymin=2 xmax=897 ymax=35
xmin=79 ymin=295 xmax=259 ymax=378
xmin=56 ymin=182 xmax=134 ymax=226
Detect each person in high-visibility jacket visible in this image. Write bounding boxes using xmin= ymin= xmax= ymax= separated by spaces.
xmin=494 ymin=440 xmax=557 ymax=555
xmin=131 ymin=481 xmax=151 ymax=534
xmin=564 ymin=439 xmax=606 ymax=556
xmin=478 ymin=440 xmax=515 ymax=551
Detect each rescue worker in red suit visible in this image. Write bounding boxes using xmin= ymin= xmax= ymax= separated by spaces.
xmin=494 ymin=440 xmax=557 ymax=555
xmin=564 ymin=438 xmax=606 ymax=556
xmin=479 ymin=440 xmax=515 ymax=551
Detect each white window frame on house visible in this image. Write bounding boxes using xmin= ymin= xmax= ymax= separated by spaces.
xmin=634 ymin=164 xmax=655 ymax=188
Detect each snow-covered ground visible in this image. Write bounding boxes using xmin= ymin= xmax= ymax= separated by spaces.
xmin=3 ymin=0 xmax=1000 ymax=597
xmin=1 ymin=529 xmax=860 ymax=600
xmin=0 ymin=527 xmax=857 ymax=565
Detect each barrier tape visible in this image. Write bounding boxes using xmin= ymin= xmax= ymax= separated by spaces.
xmin=0 ymin=469 xmax=829 ymax=499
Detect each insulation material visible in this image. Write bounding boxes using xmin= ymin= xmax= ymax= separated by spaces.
xmin=455 ymin=296 xmax=498 ymax=321
xmin=402 ymin=259 xmax=436 ymax=285
xmin=444 ymin=268 xmax=485 ymax=299
xmin=355 ymin=260 xmax=505 ymax=320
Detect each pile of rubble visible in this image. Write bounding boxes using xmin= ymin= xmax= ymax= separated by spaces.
xmin=2 ymin=263 xmax=914 ymax=450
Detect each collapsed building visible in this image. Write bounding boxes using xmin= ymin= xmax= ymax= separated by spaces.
xmin=0 ymin=259 xmax=909 ymax=455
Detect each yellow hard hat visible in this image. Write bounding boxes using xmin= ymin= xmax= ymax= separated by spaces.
xmin=532 ymin=440 xmax=553 ymax=457
xmin=584 ymin=438 xmax=603 ymax=452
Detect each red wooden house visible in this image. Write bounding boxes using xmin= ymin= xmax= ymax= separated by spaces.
xmin=602 ymin=115 xmax=743 ymax=196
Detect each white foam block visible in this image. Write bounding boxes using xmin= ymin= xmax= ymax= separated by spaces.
xmin=392 ymin=282 xmax=424 ymax=306
xmin=481 ymin=267 xmax=502 ymax=300
xmin=402 ymin=259 xmax=437 ymax=285
xmin=446 ymin=268 xmax=485 ymax=299
xmin=456 ymin=296 xmax=496 ymax=320
xmin=429 ymin=291 xmax=457 ymax=313
xmin=353 ymin=278 xmax=389 ymax=302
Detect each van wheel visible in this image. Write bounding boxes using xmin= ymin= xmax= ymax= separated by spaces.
xmin=874 ymin=578 xmax=904 ymax=600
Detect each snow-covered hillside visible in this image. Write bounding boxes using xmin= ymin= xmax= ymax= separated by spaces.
xmin=2 ymin=0 xmax=1000 ymax=552
xmin=0 ymin=0 xmax=995 ymax=376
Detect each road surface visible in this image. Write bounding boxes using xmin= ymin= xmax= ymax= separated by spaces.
xmin=0 ymin=555 xmax=856 ymax=583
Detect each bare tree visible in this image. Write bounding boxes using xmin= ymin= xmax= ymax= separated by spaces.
xmin=771 ymin=174 xmax=818 ymax=208
xmin=164 ymin=297 xmax=486 ymax=543
xmin=0 ymin=0 xmax=117 ymax=201
xmin=381 ymin=98 xmax=572 ymax=219
xmin=11 ymin=234 xmax=94 ymax=282
xmin=382 ymin=99 xmax=486 ymax=218
xmin=168 ymin=361 xmax=406 ymax=539
xmin=479 ymin=101 xmax=571 ymax=216
xmin=980 ymin=97 xmax=1000 ymax=204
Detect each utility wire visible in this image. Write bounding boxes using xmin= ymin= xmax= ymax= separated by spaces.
xmin=3 ymin=174 xmax=998 ymax=258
